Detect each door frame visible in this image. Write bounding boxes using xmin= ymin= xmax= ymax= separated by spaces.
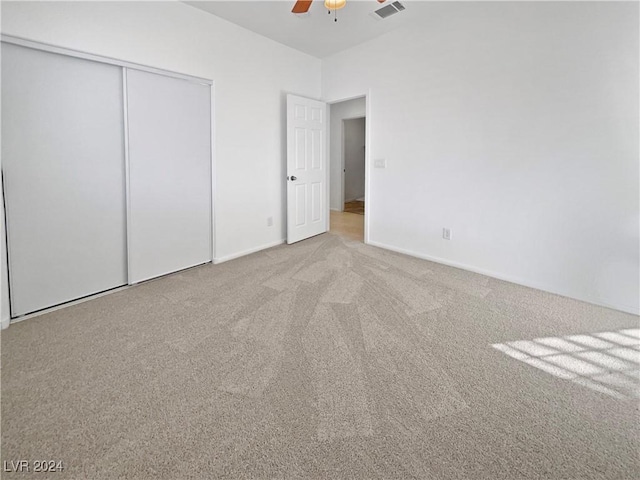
xmin=326 ymin=91 xmax=372 ymax=244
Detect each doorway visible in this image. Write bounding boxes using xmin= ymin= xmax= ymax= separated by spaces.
xmin=343 ymin=117 xmax=366 ymax=215
xmin=328 ymin=96 xmax=367 ymax=242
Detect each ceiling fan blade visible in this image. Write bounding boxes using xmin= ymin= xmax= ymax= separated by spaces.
xmin=292 ymin=0 xmax=313 ymax=14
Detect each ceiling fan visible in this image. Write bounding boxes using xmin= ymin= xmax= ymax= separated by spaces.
xmin=292 ymin=0 xmax=387 ymax=15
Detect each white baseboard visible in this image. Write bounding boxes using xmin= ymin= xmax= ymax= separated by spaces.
xmin=367 ymin=240 xmax=639 ymax=316
xmin=1 ymin=316 xmax=10 ymax=330
xmin=214 ymin=239 xmax=285 ymax=264
xmin=7 ymin=285 xmax=130 ymax=326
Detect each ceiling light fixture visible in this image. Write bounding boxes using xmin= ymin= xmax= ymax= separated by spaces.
xmin=325 ymin=0 xmax=346 ymax=9
xmin=325 ymin=0 xmax=346 ymax=22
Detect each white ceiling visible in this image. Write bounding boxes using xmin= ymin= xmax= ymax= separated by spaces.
xmin=184 ymin=0 xmax=422 ymax=58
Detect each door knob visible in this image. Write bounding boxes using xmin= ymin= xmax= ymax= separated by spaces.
xmin=290 ymin=176 xmax=297 ymax=181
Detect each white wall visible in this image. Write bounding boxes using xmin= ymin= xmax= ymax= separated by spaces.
xmin=0 ymin=0 xmax=321 ymax=269
xmin=329 ymin=97 xmax=366 ymax=210
xmin=2 ymin=2 xmax=637 ymax=317
xmin=344 ymin=118 xmax=366 ymax=202
xmin=322 ymin=2 xmax=639 ymax=314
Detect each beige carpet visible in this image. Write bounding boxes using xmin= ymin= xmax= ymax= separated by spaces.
xmin=1 ymin=232 xmax=639 ymax=479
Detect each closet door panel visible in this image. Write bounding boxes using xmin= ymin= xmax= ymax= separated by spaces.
xmin=1 ymin=43 xmax=128 ymax=316
xmin=126 ymin=69 xmax=212 ymax=283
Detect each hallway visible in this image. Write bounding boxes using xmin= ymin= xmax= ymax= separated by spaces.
xmin=330 ymin=210 xmax=364 ymax=242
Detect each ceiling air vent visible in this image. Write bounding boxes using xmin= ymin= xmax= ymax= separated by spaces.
xmin=373 ymin=1 xmax=405 ymax=20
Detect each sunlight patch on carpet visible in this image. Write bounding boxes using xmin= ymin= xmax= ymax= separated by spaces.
xmin=493 ymin=328 xmax=640 ymax=400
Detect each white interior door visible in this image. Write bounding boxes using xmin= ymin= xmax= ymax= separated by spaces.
xmin=286 ymin=94 xmax=328 ymax=244
xmin=2 ymin=43 xmax=128 ymax=316
xmin=126 ymin=69 xmax=212 ymax=284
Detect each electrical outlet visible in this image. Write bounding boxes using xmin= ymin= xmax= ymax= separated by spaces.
xmin=267 ymin=216 xmax=273 ymax=227
xmin=443 ymin=228 xmax=452 ymax=240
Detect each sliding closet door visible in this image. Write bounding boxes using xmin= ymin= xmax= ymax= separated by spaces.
xmin=126 ymin=69 xmax=212 ymax=283
xmin=2 ymin=43 xmax=127 ymax=317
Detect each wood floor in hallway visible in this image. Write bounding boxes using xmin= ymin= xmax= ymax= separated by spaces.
xmin=330 ymin=210 xmax=364 ymax=242
xmin=344 ymin=200 xmax=365 ymax=215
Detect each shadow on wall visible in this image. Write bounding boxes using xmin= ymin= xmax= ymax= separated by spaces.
xmin=492 ymin=328 xmax=640 ymax=400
